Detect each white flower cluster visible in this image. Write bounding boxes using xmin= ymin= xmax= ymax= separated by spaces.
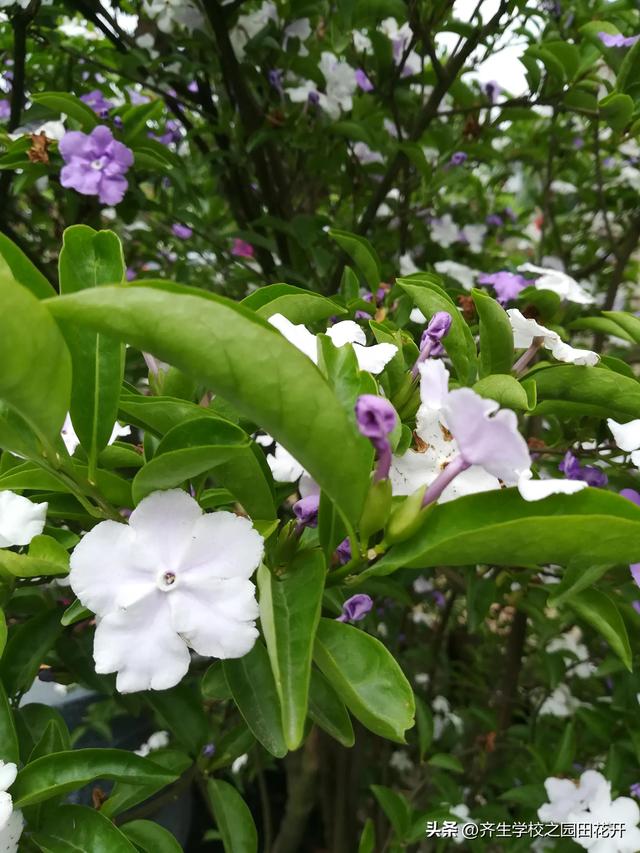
xmin=142 ymin=0 xmax=203 ymax=34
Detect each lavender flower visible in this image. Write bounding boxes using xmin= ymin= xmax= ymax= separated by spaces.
xmin=127 ymin=89 xmax=150 ymax=105
xmin=355 ymin=69 xmax=374 ymax=92
xmin=268 ymin=69 xmax=284 ymax=94
xmin=355 ymin=394 xmax=397 ymax=482
xmin=412 ymin=311 xmax=452 ymax=376
xmin=337 ymin=593 xmax=373 ymax=623
xmin=293 ymin=494 xmax=320 ymax=530
xmin=621 ymin=488 xmax=640 ymax=506
xmin=598 ymin=32 xmax=640 ymax=48
xmin=559 ymin=451 xmax=608 ymax=487
xmin=202 ymin=743 xmax=216 ymax=758
xmin=633 ymin=602 xmax=640 ymax=616
xmin=0 ymin=99 xmax=9 ymax=120
xmin=80 ymin=89 xmax=113 ymax=117
xmin=631 ymin=783 xmax=640 ymax=799
xmin=149 ymin=119 xmax=181 ymax=146
xmin=478 ymin=271 xmax=529 ymax=305
xmin=485 ymin=213 xmax=503 ymax=227
xmin=172 ymin=223 xmax=193 ymax=239
xmin=632 ymin=564 xmax=640 ymax=587
xmin=335 ymin=537 xmax=352 ymax=565
xmin=484 ymin=80 xmax=500 ymax=102
xmin=59 ymin=126 xmax=133 ymax=205
xmin=449 ymin=151 xmax=468 ymax=167
xmin=232 ymin=238 xmax=255 ymax=259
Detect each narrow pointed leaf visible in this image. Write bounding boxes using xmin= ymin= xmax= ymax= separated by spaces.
xmin=207 ymin=779 xmax=258 ymax=853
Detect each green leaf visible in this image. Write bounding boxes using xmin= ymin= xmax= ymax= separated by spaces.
xmin=371 ymin=785 xmax=411 ymax=838
xmin=0 ymin=539 xmax=68 ymax=579
xmin=0 ymin=234 xmax=55 ymax=298
xmin=427 ymin=753 xmax=464 ymax=772
xmin=242 ymin=284 xmax=346 ymax=323
xmin=29 ymin=718 xmax=71 ymax=762
xmin=398 ymin=277 xmax=477 ymax=384
xmin=258 ymin=552 xmax=325 ymax=750
xmin=473 ymin=375 xmax=534 ymax=411
xmin=132 ymin=417 xmax=276 ymax=519
xmin=121 ymin=821 xmax=182 ymax=853
xmin=58 ymin=226 xmax=125 ymax=472
xmin=415 ymin=695 xmax=433 ymax=760
xmin=223 ymin=641 xmax=287 ymax=758
xmin=328 ymin=229 xmax=381 ymax=291
xmin=0 ymin=608 xmax=62 ymax=696
xmin=0 ymin=681 xmax=19 ymax=763
xmin=534 ymin=366 xmax=640 ymax=420
xmin=548 ymin=561 xmax=613 ymax=607
xmin=0 ymin=270 xmax=71 ymax=454
xmin=146 ymin=684 xmax=209 ymax=757
xmin=46 ymin=282 xmax=370 ymax=524
xmin=308 ymin=668 xmax=354 ymax=747
xmin=569 ymin=316 xmax=635 ymax=343
xmin=101 ymin=750 xmax=191 ymax=819
xmin=599 ymin=92 xmax=634 ymax=132
xmin=60 ymin=599 xmax=91 ymax=627
xmin=358 ymin=818 xmax=375 ymax=853
xmin=602 ymin=311 xmax=640 ymax=344
xmin=34 ymin=806 xmax=137 ymax=852
xmin=207 ymin=779 xmax=258 ymax=853
xmin=471 ymin=289 xmax=514 ymax=376
xmin=12 ymin=748 xmax=177 ymax=808
xmin=552 ymin=721 xmax=576 ymax=775
xmin=31 ymin=92 xmax=99 ymax=130
xmin=566 ymin=589 xmax=632 ymax=671
xmin=617 ymin=39 xmax=640 ymax=98
xmin=313 ymin=619 xmax=415 ymax=742
xmin=119 ymin=392 xmax=214 ymax=436
xmin=368 ymin=489 xmax=640 ymax=576
xmin=0 ymin=611 xmax=5 ymax=659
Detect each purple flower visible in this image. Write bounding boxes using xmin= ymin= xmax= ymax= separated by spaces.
xmin=632 ymin=565 xmax=640 ymax=587
xmin=232 ymin=238 xmax=255 ymax=259
xmin=293 ymin=494 xmax=320 ymax=529
xmin=486 ymin=213 xmax=503 ymax=227
xmin=503 ymin=206 xmax=517 ymax=222
xmin=633 ymin=601 xmax=640 ymax=616
xmin=268 ymin=69 xmax=284 ymax=94
xmin=149 ymin=119 xmax=181 ymax=146
xmin=478 ymin=271 xmax=529 ymax=305
xmin=202 ymin=743 xmax=216 ymax=757
xmin=187 ymin=81 xmax=199 ymax=93
xmin=573 ymin=136 xmax=584 ymax=149
xmin=431 ymin=591 xmax=446 ymax=608
xmin=336 ymin=593 xmax=373 ymax=623
xmin=412 ymin=312 xmax=452 ymax=376
xmin=335 ymin=537 xmax=351 ymax=565
xmin=59 ymin=126 xmax=133 ymax=205
xmin=449 ymin=151 xmax=468 ymax=166
xmin=558 ymin=451 xmax=608 ymax=487
xmin=126 ymin=267 xmax=136 ymax=281
xmin=0 ymin=99 xmax=9 ymax=120
xmin=631 ymin=783 xmax=640 ymax=799
xmin=484 ymin=80 xmax=500 ymax=102
xmin=80 ymin=89 xmax=113 ymax=117
xmin=172 ymin=223 xmax=193 ymax=239
xmin=355 ymin=69 xmax=374 ymax=92
xmin=127 ymin=88 xmax=150 ymax=105
xmin=598 ymin=32 xmax=640 ymax=48
xmin=621 ymin=488 xmax=640 ymax=507
xmin=355 ymin=394 xmax=397 ymax=482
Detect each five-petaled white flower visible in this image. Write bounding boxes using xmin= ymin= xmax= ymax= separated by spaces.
xmin=0 ymin=761 xmax=23 ymax=853
xmin=508 ymin=309 xmax=599 ymax=366
xmin=0 ymin=491 xmax=47 ymax=548
xmin=69 ymin=490 xmax=264 ymax=693
xmin=519 ymin=263 xmax=595 ymax=305
xmin=608 ymin=418 xmax=640 ymax=468
xmin=268 ymin=313 xmax=397 ymax=375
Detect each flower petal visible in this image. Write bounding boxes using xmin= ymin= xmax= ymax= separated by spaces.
xmin=129 ymin=489 xmax=203 ymax=571
xmin=418 ymin=359 xmax=450 ymax=411
xmin=352 ymin=342 xmax=397 ymax=374
xmin=325 ymin=320 xmax=366 ymax=348
xmin=0 ymin=764 xmax=17 ymax=794
xmin=0 ymin=492 xmax=47 ymax=548
xmin=608 ymin=418 xmax=640 ymax=452
xmin=268 ymin=313 xmax=318 ymax=363
xmin=549 ymin=340 xmax=599 ymax=366
xmin=517 ymin=470 xmax=588 ymax=501
xmin=180 ymin=511 xmax=264 ymax=580
xmin=0 ymin=807 xmax=23 ymax=851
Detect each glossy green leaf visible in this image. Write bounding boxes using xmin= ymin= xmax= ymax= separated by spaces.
xmin=258 ymin=552 xmax=325 ymax=749
xmin=0 ymin=538 xmax=68 ymax=579
xmin=60 ymin=599 xmax=91 ymax=627
xmin=101 ymin=750 xmax=191 ymax=819
xmin=242 ymin=283 xmax=345 ymax=323
xmin=617 ymin=39 xmax=640 ymax=98
xmin=313 ymin=619 xmax=415 ymax=742
xmin=599 ymin=92 xmax=634 ymax=132
xmin=12 ymin=749 xmax=178 ymax=807
xmin=569 ymin=316 xmax=635 ymax=343
xmin=29 ymin=718 xmax=70 ymax=762
xmin=34 ymin=805 xmax=137 ymax=852
xmin=46 ymin=282 xmax=370 ymax=523
xmin=207 ymin=779 xmax=258 ymax=853
xmin=358 ymin=818 xmax=375 ymax=853
xmin=119 ymin=392 xmax=213 ymax=436
xmin=121 ymin=821 xmax=182 ymax=853
xmin=566 ymin=589 xmax=632 ymax=671
xmin=602 ymin=311 xmax=640 ymax=344
xmin=0 ymin=270 xmax=71 ymax=454
xmin=31 ymin=92 xmax=99 ymax=129
xmin=58 ymin=226 xmax=125 ymax=472
xmin=473 ymin=375 xmax=534 ymax=411
xmin=548 ymin=561 xmax=612 ymax=607
xmin=17 ymin=704 xmax=69 ymax=763
xmin=0 ymin=608 xmax=62 ymax=696
xmin=0 ymin=681 xmax=19 ymax=763
xmin=472 ymin=288 xmax=514 ymax=376
xmin=0 ymin=234 xmax=55 ymax=298
xmin=534 ymin=365 xmax=640 ymax=420
xmin=146 ymin=684 xmax=209 ymax=757
xmin=308 ymin=668 xmax=354 ymax=747
xmin=371 ymin=785 xmax=411 ymax=838
xmin=368 ymin=489 xmax=640 ymax=576
xmin=398 ymin=277 xmax=477 ymax=384
xmin=223 ymin=641 xmax=287 ymax=758
xmin=132 ymin=417 xmax=276 ymax=518
xmin=415 ymin=695 xmax=433 ymax=760
xmin=328 ymin=229 xmax=381 ymax=291
xmin=428 ymin=753 xmax=464 ymax=772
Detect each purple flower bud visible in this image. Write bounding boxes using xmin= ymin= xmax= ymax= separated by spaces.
xmin=431 ymin=591 xmax=446 ymax=608
xmin=573 ymin=136 xmax=584 ymax=149
xmin=187 ymin=80 xmax=199 ymax=93
xmin=231 ymin=238 xmax=254 ymax=259
xmin=558 ymin=451 xmax=607 ymax=487
xmin=423 ymin=311 xmax=452 ymax=345
xmin=485 ymin=213 xmax=503 ymax=228
xmin=631 ymin=564 xmax=640 ymax=587
xmin=335 ymin=537 xmax=352 ymax=565
xmin=621 ymin=488 xmax=640 ymax=507
xmin=337 ymin=593 xmax=373 ymax=623
xmin=449 ymin=151 xmax=467 ymax=166
xmin=598 ymin=32 xmax=640 ymax=48
xmin=268 ymin=69 xmax=284 ymax=93
xmin=631 ymin=783 xmax=640 ymax=798
xmin=308 ymin=90 xmax=320 ymax=106
xmin=484 ymin=80 xmax=500 ymax=102
xmin=172 ymin=223 xmax=193 ymax=239
xmin=355 ymin=395 xmax=397 ymax=449
xmin=80 ymin=89 xmax=113 ymax=115
xmin=293 ymin=494 xmax=320 ymax=529
xmin=202 ymin=743 xmax=216 ymax=757
xmin=355 ymin=68 xmax=374 ymax=92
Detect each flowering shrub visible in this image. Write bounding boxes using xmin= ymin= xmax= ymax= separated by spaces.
xmin=0 ymin=0 xmax=639 ymax=851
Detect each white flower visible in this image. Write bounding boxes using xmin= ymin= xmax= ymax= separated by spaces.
xmin=400 ymin=253 xmax=419 ymax=277
xmin=135 ymin=730 xmax=169 ymax=757
xmin=539 ymin=684 xmax=581 ymax=717
xmin=143 ymin=0 xmax=203 ymax=32
xmin=353 ymin=30 xmax=373 ymax=54
xmin=61 ymin=413 xmax=131 ymax=456
xmin=547 ymin=627 xmax=595 ymax=679
xmin=550 ymin=179 xmax=578 ymax=194
xmin=268 ymin=313 xmax=397 ymax=374
xmin=317 ymin=52 xmax=358 ymax=119
xmin=229 ymin=0 xmax=277 ymax=57
xmin=517 ymin=469 xmax=587 ymax=501
xmin=449 ymin=804 xmax=476 ymax=845
xmin=389 ymin=750 xmax=413 ymax=773
xmin=283 ymin=18 xmax=311 ymax=54
xmin=432 ymin=695 xmax=463 ymax=738
xmin=608 ymin=419 xmax=640 ymax=468
xmin=69 ymin=490 xmax=263 ymax=693
xmin=460 ymin=224 xmax=487 ymax=253
xmin=429 ymin=214 xmax=459 ymax=248
xmin=0 ymin=761 xmax=22 ymax=853
xmin=409 ymin=308 xmax=426 ymax=323
xmin=285 ymin=78 xmax=316 ymax=104
xmin=0 ymin=492 xmax=47 ymax=548
xmin=353 ymin=142 xmax=384 ymax=165
xmin=231 ymin=753 xmax=249 ymax=774
xmin=518 ymin=263 xmax=595 ymax=305
xmin=508 ymin=309 xmax=599 ymax=366
xmin=413 ymin=575 xmax=433 ymax=594
xmin=434 ymin=260 xmax=478 ymax=290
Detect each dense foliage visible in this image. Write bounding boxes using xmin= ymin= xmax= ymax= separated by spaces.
xmin=0 ymin=0 xmax=640 ymax=850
